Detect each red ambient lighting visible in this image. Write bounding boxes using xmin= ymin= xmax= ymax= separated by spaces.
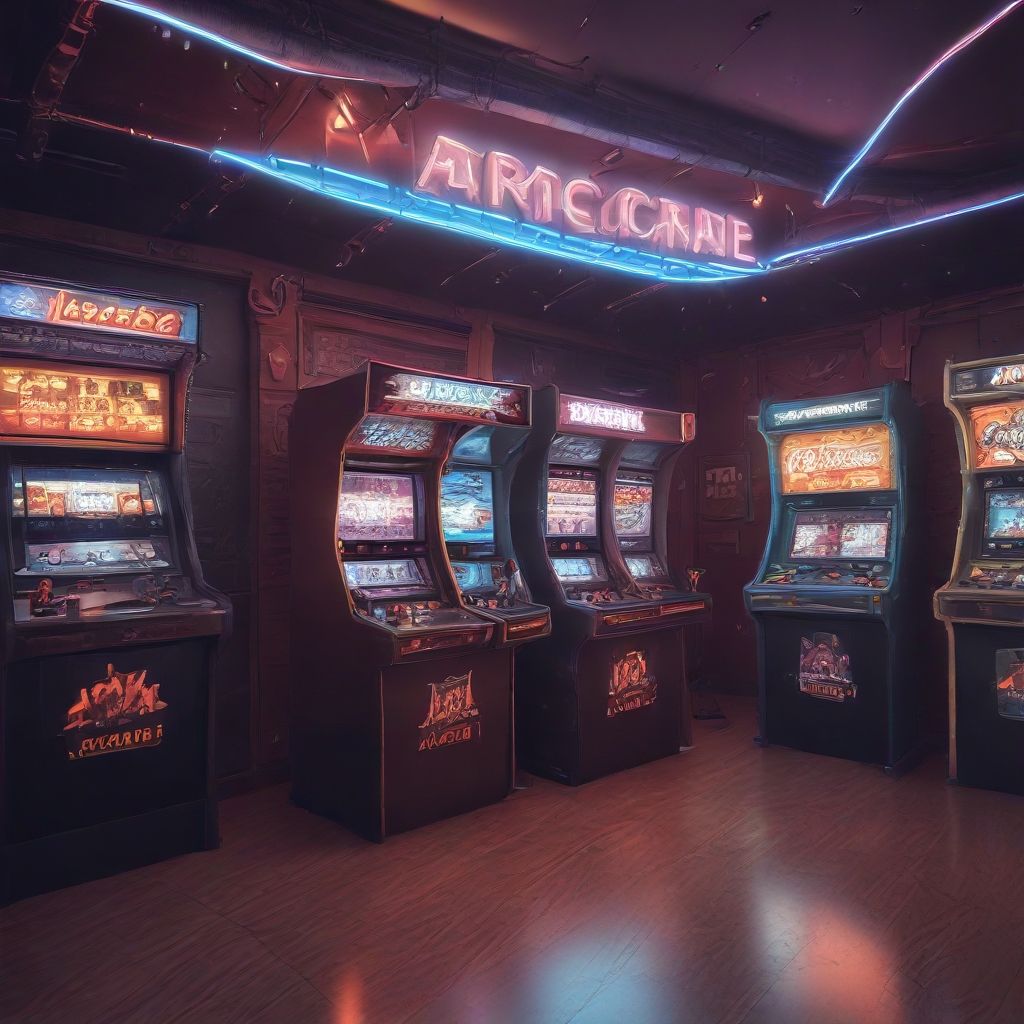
xmin=416 ymin=136 xmax=757 ymax=265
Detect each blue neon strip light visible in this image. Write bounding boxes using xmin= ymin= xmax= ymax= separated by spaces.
xmin=822 ymin=0 xmax=1024 ymax=206
xmin=212 ymin=149 xmax=1024 ymax=280
xmin=211 ymin=150 xmax=758 ymax=282
xmin=771 ymin=189 xmax=1024 ymax=267
xmin=100 ymin=0 xmax=355 ymax=78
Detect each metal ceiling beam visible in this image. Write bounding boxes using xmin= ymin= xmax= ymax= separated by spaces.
xmin=18 ymin=0 xmax=98 ymax=162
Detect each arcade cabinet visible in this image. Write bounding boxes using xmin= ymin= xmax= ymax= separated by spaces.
xmin=0 ymin=275 xmax=230 ymax=904
xmin=442 ymin=425 xmax=551 ymax=645
xmin=289 ymin=362 xmax=534 ymax=839
xmin=744 ymin=383 xmax=922 ymax=770
xmin=511 ymin=386 xmax=710 ymax=785
xmin=615 ymin=440 xmax=702 ymax=606
xmin=936 ymin=356 xmax=1024 ymax=795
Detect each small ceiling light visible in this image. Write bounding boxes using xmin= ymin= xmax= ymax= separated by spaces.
xmin=752 ymin=184 xmax=764 ymax=208
xmin=600 ymin=148 xmax=624 ymax=166
xmin=331 ymin=96 xmax=357 ymax=133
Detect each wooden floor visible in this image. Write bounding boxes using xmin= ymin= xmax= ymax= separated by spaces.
xmin=3 ymin=696 xmax=1024 ymax=1024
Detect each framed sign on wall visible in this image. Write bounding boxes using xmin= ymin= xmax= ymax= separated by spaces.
xmin=700 ymin=453 xmax=752 ymax=521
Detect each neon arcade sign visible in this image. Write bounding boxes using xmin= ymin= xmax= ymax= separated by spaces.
xmin=415 ymin=136 xmax=756 ymax=267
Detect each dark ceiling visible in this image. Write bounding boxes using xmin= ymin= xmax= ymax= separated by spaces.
xmin=386 ymin=0 xmax=1010 ymax=148
xmin=0 ymin=0 xmax=1022 ymax=355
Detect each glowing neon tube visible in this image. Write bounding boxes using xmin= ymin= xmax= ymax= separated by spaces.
xmin=823 ymin=0 xmax=1024 ymax=206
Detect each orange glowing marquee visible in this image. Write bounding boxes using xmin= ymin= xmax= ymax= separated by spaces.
xmin=0 ymin=360 xmax=170 ymax=446
xmin=970 ymin=401 xmax=1024 ymax=469
xmin=779 ymin=424 xmax=893 ymax=493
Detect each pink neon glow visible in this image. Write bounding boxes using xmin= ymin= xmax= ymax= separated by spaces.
xmin=823 ymin=0 xmax=1024 ymax=205
xmin=728 ymin=216 xmax=756 ymax=264
xmin=645 ymin=200 xmax=690 ymax=251
xmin=563 ymin=179 xmax=602 ymax=233
xmin=414 ymin=134 xmax=757 ymax=263
xmin=415 ymin=136 xmax=482 ymax=203
xmin=693 ymin=209 xmax=727 ymax=257
xmin=484 ymin=153 xmax=560 ymax=222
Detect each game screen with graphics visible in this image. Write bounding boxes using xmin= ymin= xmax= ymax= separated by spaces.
xmin=985 ymin=490 xmax=1024 ymax=539
xmin=337 ymin=472 xmax=417 ymax=542
xmin=21 ymin=539 xmax=172 ymax=575
xmin=451 ymin=561 xmax=498 ymax=590
xmin=614 ymin=479 xmax=654 ymax=538
xmin=440 ymin=468 xmax=495 ymax=545
xmin=343 ymin=559 xmax=425 ymax=589
xmin=625 ymin=555 xmax=658 ymax=578
xmin=778 ymin=424 xmax=893 ymax=494
xmin=0 ymin=361 xmax=169 ymax=446
xmin=546 ymin=471 xmax=598 ymax=536
xmin=12 ymin=466 xmax=163 ymax=520
xmin=971 ymin=401 xmax=1024 ymax=470
xmin=789 ymin=510 xmax=891 ymax=560
xmin=552 ymin=556 xmax=606 ymax=582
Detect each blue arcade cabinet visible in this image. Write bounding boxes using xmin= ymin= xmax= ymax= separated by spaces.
xmin=744 ymin=383 xmax=923 ymax=771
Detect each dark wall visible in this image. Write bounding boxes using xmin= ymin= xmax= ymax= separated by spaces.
xmin=0 ymin=239 xmax=253 ymax=780
xmin=690 ymin=291 xmax=1024 ymax=733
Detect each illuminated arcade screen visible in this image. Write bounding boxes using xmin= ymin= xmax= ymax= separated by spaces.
xmin=614 ymin=480 xmax=654 ymax=538
xmin=546 ymin=473 xmax=598 ymax=536
xmin=552 ymin=556 xmax=606 ymax=582
xmin=971 ymin=401 xmax=1024 ymax=470
xmin=779 ymin=424 xmax=893 ymax=494
xmin=985 ymin=490 xmax=1024 ymax=539
xmin=12 ymin=466 xmax=163 ymax=519
xmin=440 ymin=469 xmax=495 ymax=545
xmin=789 ymin=511 xmax=890 ymax=559
xmin=0 ymin=361 xmax=169 ymax=446
xmin=338 ymin=472 xmax=416 ymax=542
xmin=343 ymin=559 xmax=424 ymax=588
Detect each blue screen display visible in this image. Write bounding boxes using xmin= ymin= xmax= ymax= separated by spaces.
xmin=441 ymin=469 xmax=495 ymax=545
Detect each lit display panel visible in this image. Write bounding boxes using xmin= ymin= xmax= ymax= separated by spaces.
xmin=350 ymin=415 xmax=437 ymax=454
xmin=625 ymin=555 xmax=658 ymax=578
xmin=546 ymin=474 xmax=598 ymax=537
xmin=985 ymin=490 xmax=1024 ymax=539
xmin=12 ymin=467 xmax=163 ymax=519
xmin=440 ymin=469 xmax=495 ymax=545
xmin=451 ymin=561 xmax=497 ymax=590
xmin=778 ymin=424 xmax=893 ymax=493
xmin=789 ymin=511 xmax=890 ymax=560
xmin=337 ymin=472 xmax=416 ymax=542
xmin=971 ymin=402 xmax=1024 ymax=470
xmin=21 ymin=539 xmax=172 ymax=575
xmin=343 ymin=559 xmax=425 ymax=588
xmin=614 ymin=480 xmax=654 ymax=538
xmin=22 ymin=478 xmax=148 ymax=518
xmin=0 ymin=361 xmax=169 ymax=446
xmin=552 ymin=556 xmax=607 ymax=582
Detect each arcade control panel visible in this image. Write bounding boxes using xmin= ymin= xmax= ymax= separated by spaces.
xmin=761 ymin=563 xmax=890 ymax=588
